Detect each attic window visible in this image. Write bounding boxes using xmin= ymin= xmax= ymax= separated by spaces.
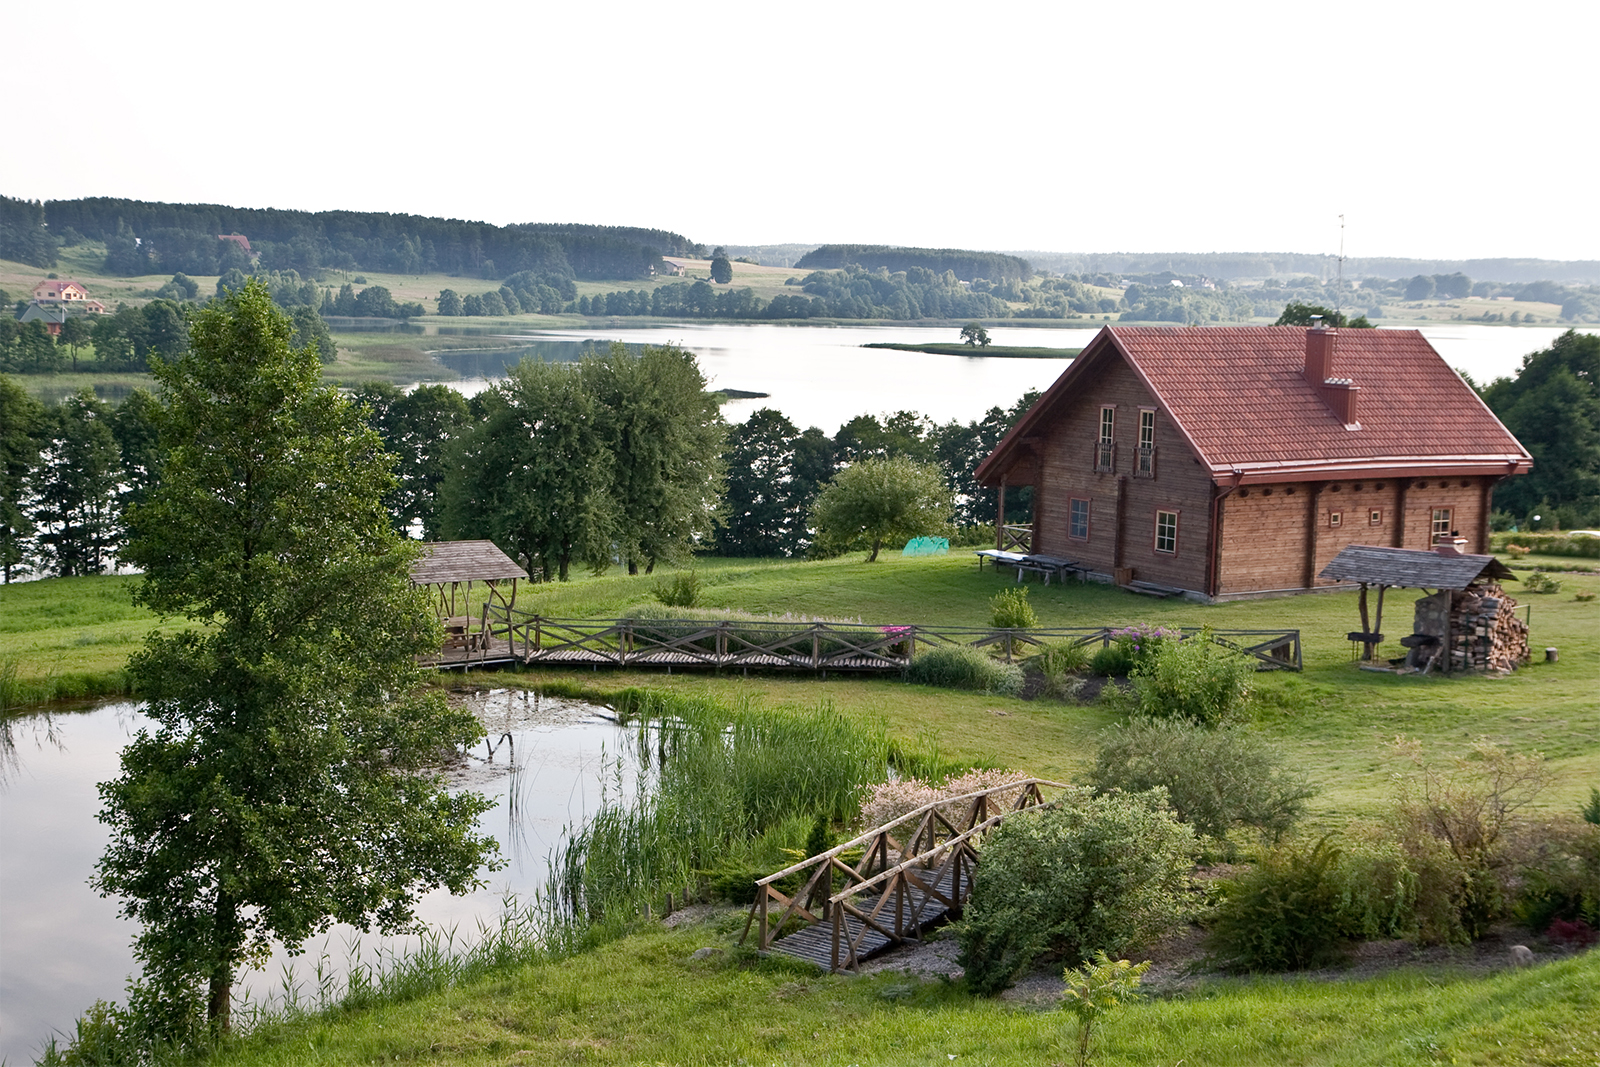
xmin=1095 ymin=406 xmax=1115 ymax=471
xmin=1136 ymin=409 xmax=1156 ymax=476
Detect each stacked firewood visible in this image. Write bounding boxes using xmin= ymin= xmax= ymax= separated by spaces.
xmin=1448 ymin=582 xmax=1530 ymax=672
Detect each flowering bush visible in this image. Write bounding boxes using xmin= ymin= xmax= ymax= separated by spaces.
xmin=858 ymin=768 xmax=1030 ymax=830
xmin=1091 ymin=625 xmax=1180 ymax=676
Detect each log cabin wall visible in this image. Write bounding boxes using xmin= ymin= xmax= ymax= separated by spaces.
xmin=1032 ymin=354 xmax=1214 ymax=590
xmin=1216 ymin=475 xmax=1495 ymax=597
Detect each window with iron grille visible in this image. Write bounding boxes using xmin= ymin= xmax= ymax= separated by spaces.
xmin=1069 ymin=497 xmax=1090 ymax=540
xmin=1096 ymin=407 xmax=1115 ymax=470
xmin=1155 ymin=510 xmax=1178 ymax=554
xmin=1136 ymin=409 xmax=1155 ymax=475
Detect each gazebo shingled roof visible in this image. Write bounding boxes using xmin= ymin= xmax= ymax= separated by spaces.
xmin=411 ymin=541 xmax=528 ymax=585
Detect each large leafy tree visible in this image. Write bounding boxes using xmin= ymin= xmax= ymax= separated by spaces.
xmin=94 ymin=281 xmax=495 ymax=1039
xmin=32 ymin=389 xmax=123 ymax=575
xmin=443 ymin=358 xmax=617 ymax=580
xmin=1483 ymin=330 xmax=1600 ymax=522
xmin=587 ymin=344 xmax=727 ymax=574
xmin=0 ymin=374 xmax=45 ymax=581
xmin=353 ymin=381 xmax=471 ymax=539
xmin=810 ymin=454 xmax=952 ymax=562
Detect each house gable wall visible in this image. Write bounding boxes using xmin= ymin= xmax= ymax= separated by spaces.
xmin=1031 ymin=351 xmax=1213 ymax=590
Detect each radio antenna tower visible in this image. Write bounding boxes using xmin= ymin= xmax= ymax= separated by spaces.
xmin=1335 ymin=214 xmax=1346 ymax=325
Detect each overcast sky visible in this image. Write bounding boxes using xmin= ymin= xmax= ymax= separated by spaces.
xmin=4 ymin=0 xmax=1593 ymax=261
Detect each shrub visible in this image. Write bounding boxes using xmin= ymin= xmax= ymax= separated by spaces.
xmin=1032 ymin=642 xmax=1091 ymax=676
xmin=1513 ymin=816 xmax=1600 ymax=932
xmin=1086 ymin=719 xmax=1313 ymax=851
xmin=1129 ymin=630 xmax=1255 ymax=726
xmin=990 ymin=586 xmax=1037 ymax=629
xmin=651 ymin=569 xmax=703 ymax=608
xmin=955 ymin=787 xmax=1196 ymax=995
xmin=1204 ymin=836 xmax=1358 ymax=971
xmin=1089 ymin=625 xmax=1176 ymax=677
xmin=1390 ymin=737 xmax=1549 ymax=943
xmin=1489 ymin=531 xmax=1600 ymax=559
xmin=905 ymin=645 xmax=1023 ymax=696
xmin=858 ymin=768 xmax=1030 ymax=830
xmin=1089 ymin=642 xmax=1136 ymax=677
xmin=1521 ymin=571 xmax=1563 ymax=594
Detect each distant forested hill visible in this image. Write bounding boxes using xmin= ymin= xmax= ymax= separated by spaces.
xmin=1014 ymin=250 xmax=1600 ymax=286
xmin=35 ymin=197 xmax=698 ymax=280
xmin=796 ymin=245 xmax=1031 ymax=283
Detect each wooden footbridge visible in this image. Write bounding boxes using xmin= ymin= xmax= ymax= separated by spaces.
xmin=738 ymin=779 xmax=1067 ymax=972
xmin=421 ymin=608 xmax=1302 ymax=674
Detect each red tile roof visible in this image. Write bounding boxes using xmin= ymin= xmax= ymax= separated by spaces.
xmin=978 ymin=326 xmax=1530 ymax=486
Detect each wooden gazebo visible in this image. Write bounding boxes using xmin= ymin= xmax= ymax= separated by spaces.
xmin=410 ymin=540 xmax=529 ymax=651
xmin=1318 ymin=544 xmax=1518 ymax=667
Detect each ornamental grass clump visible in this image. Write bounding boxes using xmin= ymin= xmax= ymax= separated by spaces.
xmin=904 ymin=645 xmax=1023 ymax=696
xmin=857 ymin=768 xmax=1031 ymax=830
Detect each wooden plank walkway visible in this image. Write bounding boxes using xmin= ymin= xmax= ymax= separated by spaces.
xmin=769 ymin=865 xmax=960 ymax=969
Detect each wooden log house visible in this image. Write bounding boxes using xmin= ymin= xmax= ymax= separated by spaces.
xmin=975 ymin=325 xmax=1532 ymax=601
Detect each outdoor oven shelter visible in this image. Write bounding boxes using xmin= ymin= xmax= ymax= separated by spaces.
xmin=410 ymin=540 xmax=529 ymax=651
xmin=1317 ymin=543 xmax=1518 ymax=668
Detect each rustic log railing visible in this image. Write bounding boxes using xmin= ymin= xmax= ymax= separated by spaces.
xmin=455 ymin=608 xmax=1302 ymax=673
xmin=1000 ymin=523 xmax=1034 ymax=552
xmin=740 ymin=778 xmax=1068 ymax=972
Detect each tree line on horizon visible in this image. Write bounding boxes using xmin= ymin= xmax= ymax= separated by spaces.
xmin=1 ymin=194 xmax=696 ymax=280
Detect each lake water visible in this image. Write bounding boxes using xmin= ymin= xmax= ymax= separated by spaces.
xmin=0 ymin=693 xmax=640 ymax=1063
xmin=415 ymin=322 xmax=1593 ymax=435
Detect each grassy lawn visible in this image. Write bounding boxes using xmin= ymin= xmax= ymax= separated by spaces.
xmin=214 ymin=917 xmax=1600 ymax=1066
xmin=7 ymin=554 xmax=1596 ymax=817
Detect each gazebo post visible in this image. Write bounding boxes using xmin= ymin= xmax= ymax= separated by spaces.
xmin=1371 ymin=584 xmax=1387 ymax=661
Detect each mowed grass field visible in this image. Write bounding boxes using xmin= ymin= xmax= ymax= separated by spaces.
xmin=7 ymin=555 xmax=1597 ymax=1064
xmin=6 ymin=552 xmax=1596 ymax=819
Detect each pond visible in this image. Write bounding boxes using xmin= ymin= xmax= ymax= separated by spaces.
xmin=390 ymin=322 xmax=1591 ymax=436
xmin=0 ymin=692 xmax=640 ymax=1063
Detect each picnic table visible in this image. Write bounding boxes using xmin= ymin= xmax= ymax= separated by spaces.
xmin=1011 ymin=554 xmax=1081 ymax=585
xmin=974 ymin=549 xmax=1030 ymax=571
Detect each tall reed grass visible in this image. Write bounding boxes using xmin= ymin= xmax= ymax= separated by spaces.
xmin=550 ymin=689 xmax=890 ymax=925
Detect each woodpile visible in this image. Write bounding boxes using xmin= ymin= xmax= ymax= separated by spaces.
xmin=1448 ymin=582 xmax=1529 ymax=672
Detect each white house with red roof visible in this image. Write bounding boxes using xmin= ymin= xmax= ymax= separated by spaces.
xmin=30 ymin=278 xmax=107 ymax=314
xmin=975 ymin=325 xmax=1531 ymax=600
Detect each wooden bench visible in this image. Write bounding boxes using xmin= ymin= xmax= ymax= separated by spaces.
xmin=1013 ymin=555 xmax=1082 ymax=585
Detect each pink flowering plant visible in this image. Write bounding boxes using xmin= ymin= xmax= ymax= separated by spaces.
xmin=858 ymin=769 xmax=1030 ymax=831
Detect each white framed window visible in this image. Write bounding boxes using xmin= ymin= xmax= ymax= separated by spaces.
xmin=1431 ymin=508 xmax=1454 ymax=542
xmin=1095 ymin=406 xmax=1115 ymax=471
xmin=1136 ymin=408 xmax=1156 ymax=475
xmin=1069 ymin=497 xmax=1090 ymax=540
xmin=1329 ymin=510 xmax=1343 ymax=528
xmin=1154 ymin=509 xmax=1179 ymax=554
xmin=1369 ymin=508 xmax=1383 ymax=526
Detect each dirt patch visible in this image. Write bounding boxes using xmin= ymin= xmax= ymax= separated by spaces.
xmin=1016 ymin=667 xmax=1121 ymax=704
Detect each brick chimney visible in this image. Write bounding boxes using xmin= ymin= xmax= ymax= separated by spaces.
xmin=1304 ymin=324 xmax=1361 ymax=428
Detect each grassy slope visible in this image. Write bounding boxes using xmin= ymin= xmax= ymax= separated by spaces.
xmin=8 ymin=556 xmax=1596 ymax=1061
xmin=5 ymin=554 xmax=1596 ymax=811
xmin=221 ymin=918 xmax=1600 ymax=1066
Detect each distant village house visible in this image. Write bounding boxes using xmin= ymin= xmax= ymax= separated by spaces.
xmin=976 ymin=325 xmax=1531 ymax=601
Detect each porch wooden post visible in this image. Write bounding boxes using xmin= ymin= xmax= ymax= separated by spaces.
xmin=997 ymin=476 xmax=1007 ymax=549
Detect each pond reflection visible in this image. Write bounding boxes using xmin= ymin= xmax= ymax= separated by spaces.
xmin=0 ymin=692 xmax=637 ymax=1064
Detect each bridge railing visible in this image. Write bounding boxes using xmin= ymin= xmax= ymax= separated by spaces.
xmin=475 ymin=609 xmax=1302 ymax=672
xmin=740 ymin=778 xmax=1069 ymax=972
